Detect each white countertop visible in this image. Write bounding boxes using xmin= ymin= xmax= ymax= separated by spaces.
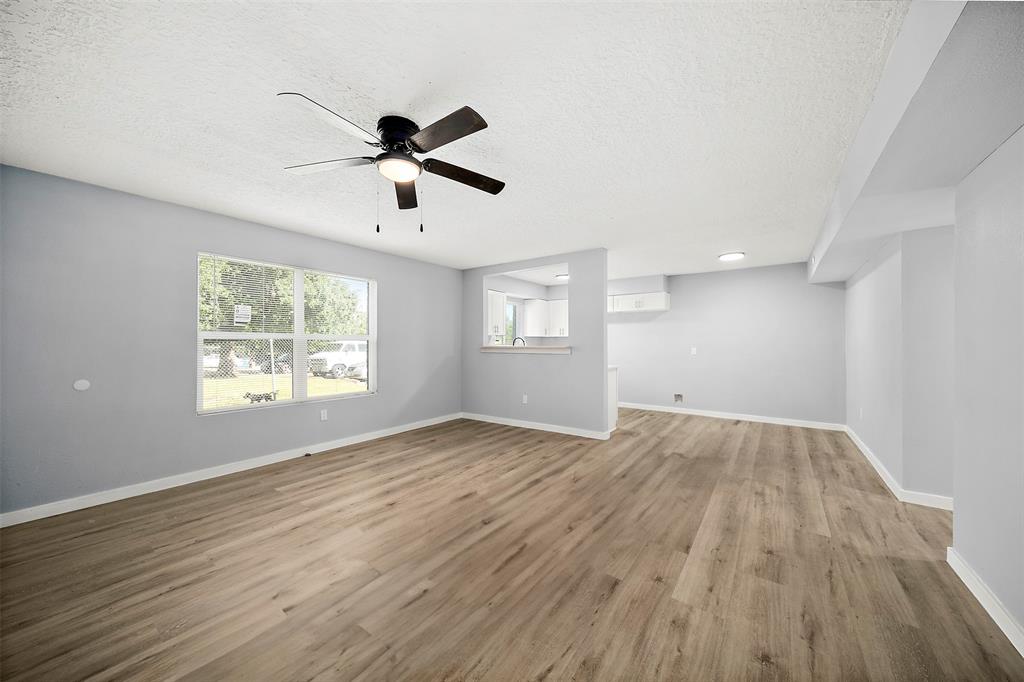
xmin=479 ymin=345 xmax=571 ymax=355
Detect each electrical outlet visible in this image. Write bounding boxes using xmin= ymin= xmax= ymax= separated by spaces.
xmin=690 ymin=347 xmax=697 ymax=356
xmin=674 ymin=393 xmax=684 ymax=403
xmin=522 ymin=393 xmax=528 ymax=405
xmin=320 ymin=409 xmax=328 ymax=422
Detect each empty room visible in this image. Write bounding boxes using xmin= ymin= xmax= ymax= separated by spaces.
xmin=1 ymin=1 xmax=1023 ymax=679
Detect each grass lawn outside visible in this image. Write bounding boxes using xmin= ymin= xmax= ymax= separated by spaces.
xmin=201 ymin=372 xmax=368 ymax=410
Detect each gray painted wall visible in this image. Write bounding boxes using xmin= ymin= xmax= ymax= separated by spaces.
xmin=0 ymin=167 xmax=463 ymax=512
xmin=845 ymin=227 xmax=956 ymax=499
xmin=609 ymin=263 xmax=846 ymax=424
xmin=952 ymin=126 xmax=1023 ymax=627
xmin=846 ymin=238 xmax=904 ymax=481
xmin=462 ymin=249 xmax=608 ymax=433
xmin=902 ymin=226 xmax=955 ymax=497
xmin=483 ymin=274 xmax=547 ymax=301
xmin=608 ymin=275 xmax=667 ymax=296
xmin=546 ymin=284 xmax=568 ymax=301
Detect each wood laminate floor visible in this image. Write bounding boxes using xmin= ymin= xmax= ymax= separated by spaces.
xmin=2 ymin=410 xmax=1022 ymax=680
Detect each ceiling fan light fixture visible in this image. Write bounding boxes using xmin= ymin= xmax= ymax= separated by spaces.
xmin=376 ymin=152 xmax=421 ymax=183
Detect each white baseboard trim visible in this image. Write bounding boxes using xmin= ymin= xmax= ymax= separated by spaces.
xmin=947 ymin=547 xmax=1024 ymax=658
xmin=0 ymin=413 xmax=463 ymax=528
xmin=459 ymin=412 xmax=611 ymax=441
xmin=844 ymin=427 xmax=954 ymax=511
xmin=618 ymin=402 xmax=846 ymax=432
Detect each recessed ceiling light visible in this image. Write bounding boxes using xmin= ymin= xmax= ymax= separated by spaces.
xmin=718 ymin=252 xmax=745 ymax=262
xmin=555 ymin=273 xmax=570 ymax=280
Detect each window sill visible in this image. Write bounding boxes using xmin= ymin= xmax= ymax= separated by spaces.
xmin=198 ymin=390 xmax=376 ymax=416
xmin=479 ymin=346 xmax=572 ymax=355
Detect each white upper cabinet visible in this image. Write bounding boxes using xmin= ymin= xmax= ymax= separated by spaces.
xmin=523 ymin=298 xmax=568 ymax=337
xmin=486 ymin=289 xmax=507 ymax=336
xmin=609 ymin=291 xmax=670 ymax=312
xmin=548 ymin=299 xmax=569 ymax=337
xmin=524 ymin=299 xmax=548 ymax=336
xmin=612 ymin=293 xmax=640 ymax=312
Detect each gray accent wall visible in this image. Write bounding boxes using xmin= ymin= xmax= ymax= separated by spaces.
xmin=952 ymin=125 xmax=1023 ymax=627
xmin=901 ymin=226 xmax=955 ymax=497
xmin=609 ymin=263 xmax=846 ymax=424
xmin=845 ymin=226 xmax=956 ymax=498
xmin=462 ymin=249 xmax=608 ymax=433
xmin=846 ymin=238 xmax=904 ymax=480
xmin=0 ymin=167 xmax=463 ymax=512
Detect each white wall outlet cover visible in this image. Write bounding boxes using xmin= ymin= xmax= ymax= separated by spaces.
xmin=690 ymin=347 xmax=697 ymax=355
xmin=73 ymin=379 xmax=90 ymax=391
xmin=522 ymin=394 xmax=528 ymax=405
xmin=320 ymin=409 xmax=328 ymax=421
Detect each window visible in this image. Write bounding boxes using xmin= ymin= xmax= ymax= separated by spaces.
xmin=197 ymin=253 xmax=375 ymax=413
xmin=505 ymin=301 xmax=517 ymax=340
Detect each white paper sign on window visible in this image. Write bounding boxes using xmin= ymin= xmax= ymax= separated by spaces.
xmin=233 ymin=304 xmax=252 ymax=325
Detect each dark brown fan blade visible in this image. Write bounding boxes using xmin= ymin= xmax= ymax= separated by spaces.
xmin=422 ymin=159 xmax=505 ymax=195
xmin=395 ymin=181 xmax=417 ymax=210
xmin=407 ymin=107 xmax=487 ymax=153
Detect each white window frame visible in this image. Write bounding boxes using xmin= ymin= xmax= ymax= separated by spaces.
xmin=196 ymin=253 xmax=378 ymax=414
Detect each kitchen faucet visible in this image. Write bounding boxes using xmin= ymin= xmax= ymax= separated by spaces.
xmin=512 ymin=337 xmax=526 ymax=346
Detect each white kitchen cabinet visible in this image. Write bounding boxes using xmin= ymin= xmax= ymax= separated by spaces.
xmin=486 ymin=290 xmax=507 ymax=336
xmin=612 ymin=294 xmax=640 ymax=312
xmin=609 ymin=291 xmax=670 ymax=312
xmin=548 ymin=299 xmax=569 ymax=337
xmin=524 ymin=299 xmax=549 ymax=336
xmin=523 ymin=298 xmax=569 ymax=337
xmin=639 ymin=291 xmax=670 ymax=310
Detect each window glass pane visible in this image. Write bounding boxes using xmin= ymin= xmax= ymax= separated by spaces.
xmin=199 ymin=254 xmax=294 ymax=333
xmin=306 ymin=339 xmax=369 ymax=397
xmin=304 ymin=271 xmax=368 ymax=335
xmin=200 ymin=338 xmax=294 ymax=410
xmin=505 ymin=302 xmax=516 ymax=339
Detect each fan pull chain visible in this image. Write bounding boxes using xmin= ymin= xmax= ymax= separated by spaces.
xmin=375 ymin=175 xmax=381 ymax=233
xmin=419 ymin=187 xmax=424 ymax=233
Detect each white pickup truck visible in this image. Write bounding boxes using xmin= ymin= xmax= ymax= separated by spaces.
xmin=309 ymin=341 xmax=367 ymax=379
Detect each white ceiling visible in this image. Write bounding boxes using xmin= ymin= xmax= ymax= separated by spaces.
xmin=0 ymin=1 xmax=907 ymax=278
xmin=503 ymin=263 xmax=571 ymax=288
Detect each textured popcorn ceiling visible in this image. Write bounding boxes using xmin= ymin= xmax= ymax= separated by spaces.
xmin=0 ymin=1 xmax=908 ymax=277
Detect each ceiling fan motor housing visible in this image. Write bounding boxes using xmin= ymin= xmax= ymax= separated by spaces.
xmin=376 ymin=115 xmax=420 ymax=151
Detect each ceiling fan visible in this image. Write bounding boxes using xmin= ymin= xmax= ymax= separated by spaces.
xmin=278 ymin=92 xmax=505 ymax=210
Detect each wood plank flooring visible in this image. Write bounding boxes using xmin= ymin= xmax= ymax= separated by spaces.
xmin=2 ymin=409 xmax=1022 ymax=680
